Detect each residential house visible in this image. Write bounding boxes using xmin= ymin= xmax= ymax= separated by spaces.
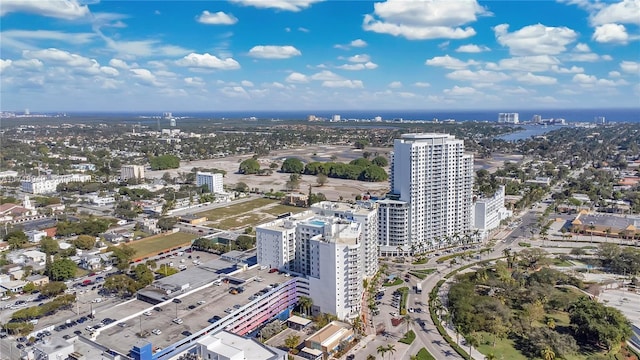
xmin=26 ymin=229 xmax=47 ymax=243
xmin=26 ymin=274 xmax=49 ymax=287
xmin=23 ymin=250 xmax=46 ymax=263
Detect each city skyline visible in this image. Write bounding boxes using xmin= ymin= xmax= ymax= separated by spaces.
xmin=1 ymin=0 xmax=639 ymax=112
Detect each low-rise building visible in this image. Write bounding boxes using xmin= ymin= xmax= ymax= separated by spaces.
xmin=26 ymin=229 xmax=47 ymax=243
xmin=21 ymin=174 xmax=92 ymax=194
xmin=302 ymin=321 xmax=354 ymax=360
xmin=23 ymin=250 xmax=46 ymax=263
xmin=473 ymin=186 xmax=512 ymax=240
xmin=178 ymin=214 xmax=208 ymax=225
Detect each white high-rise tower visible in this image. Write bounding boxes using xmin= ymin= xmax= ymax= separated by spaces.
xmin=381 ymin=133 xmax=473 ymax=255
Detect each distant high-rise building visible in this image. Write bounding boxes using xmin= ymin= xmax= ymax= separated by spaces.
xmin=498 ymin=113 xmax=519 ymax=124
xmin=532 ymin=114 xmax=542 ymax=123
xmin=382 ymin=133 xmax=473 ymax=255
xmin=595 ymin=116 xmax=606 ymax=124
xmin=163 ymin=112 xmax=172 ymax=119
xmin=332 ymin=114 xmax=341 ymax=122
xmin=307 ymin=115 xmax=318 ymax=122
xmin=374 ymin=116 xmax=382 ymax=122
xmin=196 ymin=172 xmax=224 ymax=193
xmin=120 ymin=165 xmax=145 ymax=181
xmin=169 ymin=118 xmax=177 ymax=127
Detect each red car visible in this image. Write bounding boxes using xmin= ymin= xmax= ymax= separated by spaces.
xmin=268 ymin=268 xmax=278 ymax=273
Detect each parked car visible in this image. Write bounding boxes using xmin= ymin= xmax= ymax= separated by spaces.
xmin=152 ymin=329 xmax=162 ymax=335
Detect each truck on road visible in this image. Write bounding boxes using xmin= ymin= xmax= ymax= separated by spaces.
xmin=415 ymin=283 xmax=422 ymax=294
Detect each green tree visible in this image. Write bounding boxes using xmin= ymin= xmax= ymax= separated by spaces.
xmin=569 ymin=297 xmax=632 ymax=352
xmin=298 ymin=296 xmax=313 ymax=316
xmin=238 ymin=158 xmax=260 ymax=174
xmin=284 ymin=334 xmax=300 ymax=352
xmin=4 ymin=230 xmax=28 ymax=249
xmin=149 ymin=155 xmax=180 ymax=170
xmin=133 ymin=264 xmax=154 ymax=287
xmin=108 ymin=245 xmax=137 ymax=271
xmin=39 ymin=281 xmax=67 ymax=298
xmin=359 ymin=165 xmax=388 ymax=182
xmin=281 ymin=158 xmax=304 ymax=174
xmin=316 ymin=173 xmax=328 ymax=187
xmin=48 ymin=258 xmax=77 ymax=281
xmin=371 ymin=156 xmax=388 ymax=167
xmin=157 ymin=217 xmax=178 ymax=231
xmin=103 ymin=274 xmax=139 ymax=296
xmin=234 ymin=182 xmax=249 ymax=192
xmin=354 ymin=139 xmax=369 ymax=149
xmin=39 ymin=237 xmax=60 ymax=255
xmin=22 ymin=282 xmax=36 ymax=293
xmin=73 ymin=235 xmax=96 ymax=250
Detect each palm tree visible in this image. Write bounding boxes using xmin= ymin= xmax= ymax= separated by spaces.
xmin=485 ymin=354 xmax=497 ymax=360
xmin=298 ymin=296 xmax=313 ymax=317
xmin=541 ymin=346 xmax=556 ymax=360
xmin=376 ymin=345 xmax=388 ymax=359
xmin=467 ymin=333 xmax=479 ymax=359
xmin=403 ymin=313 xmax=415 ymax=333
xmin=385 ymin=344 xmax=396 ymax=360
xmin=473 ymin=229 xmax=481 ymax=244
xmin=589 ymin=223 xmax=596 ymax=243
xmin=604 ymin=227 xmax=611 ymax=243
xmin=366 ymin=355 xmax=376 ymax=360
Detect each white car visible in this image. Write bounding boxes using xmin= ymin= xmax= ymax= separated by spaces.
xmin=152 ymin=329 xmax=162 ymax=335
xmin=197 ymin=300 xmax=206 ymax=305
xmin=172 ymin=318 xmax=183 ymax=325
xmin=143 ymin=311 xmax=153 ymax=316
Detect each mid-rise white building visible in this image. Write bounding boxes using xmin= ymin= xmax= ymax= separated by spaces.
xmin=311 ymin=201 xmax=378 ymax=278
xmin=473 ymin=186 xmax=512 ymax=240
xmin=257 ymin=211 xmax=365 ymax=319
xmin=120 ymin=165 xmax=145 ymax=181
xmin=384 ymin=133 xmax=473 ymax=255
xmin=498 ymin=112 xmax=519 ymax=124
xmin=377 ymin=199 xmax=410 ymax=255
xmin=196 ymin=171 xmax=224 ymax=193
xmin=192 ymin=330 xmax=286 ymax=360
xmin=21 ymin=174 xmax=92 ymax=194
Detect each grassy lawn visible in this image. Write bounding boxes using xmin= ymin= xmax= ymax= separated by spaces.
xmin=195 ymin=198 xmax=276 ymax=221
xmin=409 ymin=269 xmax=436 ymax=279
xmin=383 ymin=278 xmax=403 ymax=287
xmin=128 ymin=232 xmax=197 ymax=260
xmin=476 ymin=332 xmax=527 ymax=360
xmin=261 ymin=204 xmax=306 ymax=216
xmin=213 ymin=213 xmax=272 ymax=230
xmin=552 ymin=258 xmax=574 ymax=267
xmin=415 ymin=348 xmax=436 ymax=360
xmin=412 ymin=258 xmax=428 ymax=265
xmin=399 ymin=330 xmax=416 ymax=344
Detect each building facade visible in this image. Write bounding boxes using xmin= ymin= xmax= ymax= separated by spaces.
xmin=196 ymin=171 xmax=224 ymax=193
xmin=473 ymin=186 xmax=512 ymax=239
xmin=311 ymin=201 xmax=379 ymax=278
xmin=120 ymin=165 xmax=145 ymax=181
xmin=384 ymin=133 xmax=473 ymax=255
xmin=21 ymin=174 xmax=92 ymax=194
xmin=257 ymin=211 xmax=365 ymax=319
xmin=498 ymin=112 xmax=519 ymax=124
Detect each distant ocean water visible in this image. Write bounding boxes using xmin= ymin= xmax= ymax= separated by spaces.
xmin=118 ymin=108 xmax=640 ymax=123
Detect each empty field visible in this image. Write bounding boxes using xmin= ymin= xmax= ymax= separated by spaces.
xmin=195 ymin=198 xmax=276 ymax=221
xmin=261 ymin=204 xmax=307 ymax=216
xmin=213 ymin=213 xmax=272 ymax=230
xmin=128 ymin=232 xmax=197 ymax=260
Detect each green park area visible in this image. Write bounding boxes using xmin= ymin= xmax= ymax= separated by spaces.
xmin=128 ymin=232 xmax=197 ymax=260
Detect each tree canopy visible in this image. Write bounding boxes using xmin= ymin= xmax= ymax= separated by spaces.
xmin=238 ymin=158 xmax=260 ymax=174
xmin=281 ymin=158 xmax=304 ymax=174
xmin=149 ymin=155 xmax=180 ymax=170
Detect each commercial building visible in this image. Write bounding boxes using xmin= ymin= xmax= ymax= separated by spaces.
xmin=257 ymin=211 xmax=365 ymax=319
xmin=383 ymin=133 xmax=473 ymax=255
xmin=21 ymin=174 xmax=92 ymax=194
xmin=302 ymin=321 xmax=354 ymax=360
xmin=183 ymin=331 xmax=286 ymax=360
xmin=498 ymin=112 xmax=519 ymax=124
xmin=311 ymin=201 xmax=379 ymax=278
xmin=196 ymin=171 xmax=224 ymax=194
xmin=473 ymin=186 xmax=512 ymax=240
xmin=121 ymin=165 xmax=145 ymax=181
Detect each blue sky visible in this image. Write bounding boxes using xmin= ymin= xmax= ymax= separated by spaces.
xmin=1 ymin=0 xmax=639 ymax=112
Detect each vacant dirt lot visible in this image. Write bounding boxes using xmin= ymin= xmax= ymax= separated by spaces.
xmin=147 ymin=145 xmax=391 ymax=202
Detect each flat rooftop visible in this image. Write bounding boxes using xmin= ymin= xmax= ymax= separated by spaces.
xmin=92 ymin=265 xmax=289 ymax=356
xmin=575 ymin=214 xmax=639 ymax=230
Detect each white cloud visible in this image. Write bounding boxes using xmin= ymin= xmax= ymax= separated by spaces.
xmin=388 ymin=81 xmax=402 ymax=88
xmin=109 ymin=58 xmax=130 ymax=70
xmin=0 ymin=30 xmax=95 ymax=50
xmin=271 ymin=82 xmax=286 ymax=88
xmin=413 ymin=82 xmax=430 ymax=87
xmin=248 ymin=45 xmax=301 ymax=59
xmin=567 ymin=52 xmax=611 ymax=62
xmin=446 ymin=69 xmax=509 ymax=83
xmin=176 ymin=53 xmax=240 ymax=70
xmin=184 ymin=77 xmax=205 ymax=87
xmin=241 ymin=80 xmax=254 ymax=87
xmin=100 ymin=66 xmax=119 ymax=77
xmin=348 ymin=54 xmax=371 ymax=63
xmin=350 ymin=39 xmax=367 ymax=47
xmin=572 ymin=73 xmax=624 ymax=86
xmin=620 ymin=60 xmax=640 ymax=74
xmin=197 ymin=11 xmax=238 ymax=25
xmin=551 ymin=65 xmax=584 ymax=73
xmin=130 ymin=68 xmax=160 ymax=86
xmin=0 ymin=59 xmax=12 ymax=73
xmin=425 ymin=55 xmax=478 ymax=69
xmin=494 ymin=23 xmax=577 ymax=56
xmin=311 ymin=70 xmax=342 ymax=81
xmin=285 ymin=72 xmax=309 ymax=83
xmin=23 ymin=48 xmax=96 ymax=68
xmin=298 ymin=27 xmax=309 ymax=32
xmin=516 ymin=72 xmax=558 ymax=85
xmin=322 ymin=80 xmax=363 ymax=88
xmin=590 ymin=0 xmax=640 ymax=26
xmin=504 ymin=86 xmax=532 ymax=94
xmin=486 ymin=55 xmax=559 ymax=72
xmin=574 ymin=43 xmax=590 ymax=52
xmin=592 ymin=23 xmax=629 ymax=44
xmin=228 ymin=0 xmax=323 ymax=12
xmin=455 ymin=44 xmax=490 ymax=53
xmin=362 ymin=0 xmax=487 ymax=40
xmin=221 ymin=86 xmax=249 ymax=98
xmin=0 ymin=0 xmax=89 ymax=19
xmin=99 ymin=35 xmax=192 ymax=58
xmin=336 ymin=62 xmax=378 ymax=70
xmin=443 ymin=85 xmax=477 ymax=95
xmin=12 ymin=59 xmax=44 ymax=70
xmin=609 ymin=70 xmax=621 ymax=77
